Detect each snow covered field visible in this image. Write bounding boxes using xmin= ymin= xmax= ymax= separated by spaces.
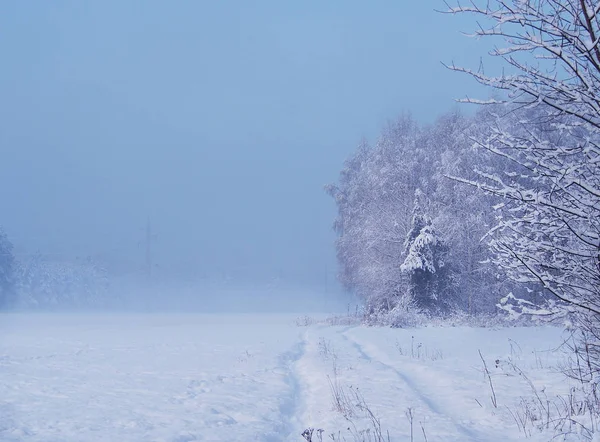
xmin=0 ymin=313 xmax=576 ymax=441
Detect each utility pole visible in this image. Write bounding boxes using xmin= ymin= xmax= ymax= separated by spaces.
xmin=142 ymin=216 xmax=158 ymax=280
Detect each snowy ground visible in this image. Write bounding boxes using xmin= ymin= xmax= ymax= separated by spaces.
xmin=0 ymin=313 xmax=581 ymax=441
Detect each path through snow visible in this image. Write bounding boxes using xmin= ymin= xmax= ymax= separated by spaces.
xmin=0 ymin=314 xmax=571 ymax=441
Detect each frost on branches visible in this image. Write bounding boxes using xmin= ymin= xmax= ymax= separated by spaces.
xmin=447 ymin=0 xmax=600 ymax=371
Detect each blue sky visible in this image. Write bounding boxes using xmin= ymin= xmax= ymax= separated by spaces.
xmin=0 ymin=1 xmax=494 ymax=288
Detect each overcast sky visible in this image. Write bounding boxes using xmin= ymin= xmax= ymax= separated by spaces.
xmin=0 ymin=1 xmax=493 ymax=288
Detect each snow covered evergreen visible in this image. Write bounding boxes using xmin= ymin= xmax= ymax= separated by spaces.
xmin=400 ymin=198 xmax=452 ymax=313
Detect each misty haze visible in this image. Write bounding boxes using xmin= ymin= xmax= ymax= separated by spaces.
xmin=1 ymin=1 xmax=600 ymax=441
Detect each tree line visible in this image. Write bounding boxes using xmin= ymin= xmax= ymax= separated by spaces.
xmin=0 ymin=229 xmax=109 ymax=309
xmin=327 ymin=107 xmax=549 ymax=321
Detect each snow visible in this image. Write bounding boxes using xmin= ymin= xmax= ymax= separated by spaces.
xmin=0 ymin=313 xmax=578 ymax=441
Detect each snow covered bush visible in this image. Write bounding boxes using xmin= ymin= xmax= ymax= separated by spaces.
xmin=363 ymin=294 xmax=425 ymax=328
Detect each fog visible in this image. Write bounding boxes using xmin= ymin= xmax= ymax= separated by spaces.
xmin=0 ymin=2 xmax=491 ymax=311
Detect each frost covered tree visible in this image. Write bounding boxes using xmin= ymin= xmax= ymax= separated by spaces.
xmin=447 ymin=0 xmax=600 ymax=364
xmin=0 ymin=227 xmax=15 ymax=308
xmin=327 ymin=115 xmax=423 ymax=311
xmin=401 ymin=198 xmax=452 ymax=313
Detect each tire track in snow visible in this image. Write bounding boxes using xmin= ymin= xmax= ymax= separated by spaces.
xmin=341 ymin=333 xmax=445 ymax=415
xmin=271 ymin=331 xmax=307 ymax=442
xmin=339 ymin=330 xmax=493 ymax=442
